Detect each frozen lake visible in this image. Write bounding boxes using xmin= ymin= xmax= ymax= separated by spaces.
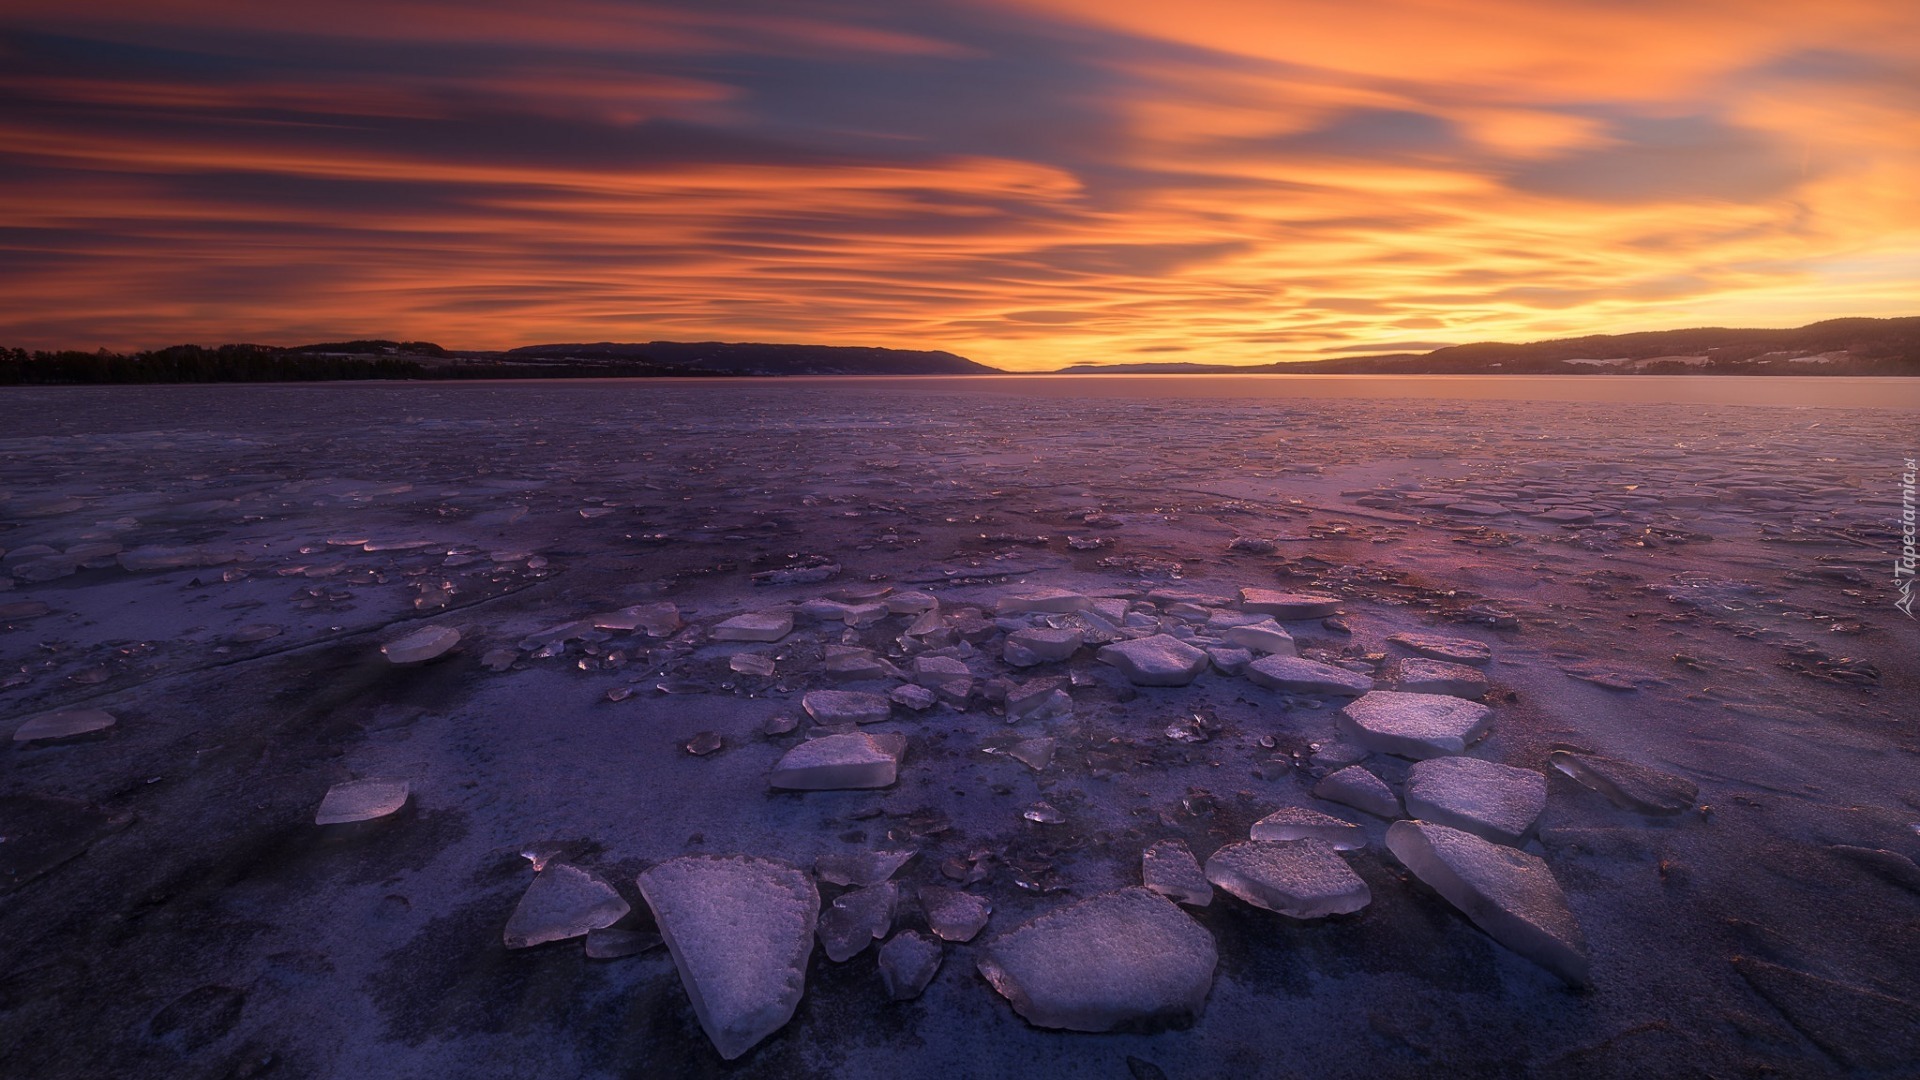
xmin=2 ymin=380 xmax=1916 ymax=1077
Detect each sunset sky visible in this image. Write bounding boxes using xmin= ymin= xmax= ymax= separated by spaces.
xmin=3 ymin=0 xmax=1918 ymax=369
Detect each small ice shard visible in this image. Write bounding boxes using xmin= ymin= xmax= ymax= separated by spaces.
xmin=1387 ymin=631 xmax=1492 ymax=666
xmin=878 ymin=931 xmax=943 ymax=1000
xmin=918 ymin=885 xmax=992 ymax=942
xmin=1003 ymin=627 xmax=1083 ymax=667
xmin=995 ymin=587 xmax=1090 ymax=615
xmin=230 ymin=623 xmax=282 ymax=644
xmin=314 ymin=778 xmax=409 ymax=824
xmin=815 ymin=849 xmax=916 ymax=888
xmin=763 ymin=713 xmax=799 ymax=736
xmin=585 ymin=926 xmax=660 ymax=959
xmin=977 ymin=888 xmax=1216 ymax=1032
xmin=890 ymin=684 xmax=937 ymax=711
xmin=1405 ymin=757 xmax=1546 ymax=844
xmin=685 ymin=731 xmax=724 ymax=756
xmin=606 ymin=686 xmax=633 ymax=703
xmin=503 ymin=863 xmax=631 ymax=949
xmin=1548 ymin=750 xmax=1697 ymax=815
xmin=1097 ymin=634 xmax=1208 ymax=686
xmin=1393 ymin=657 xmax=1489 ymax=699
xmin=1023 ymin=801 xmax=1066 ymax=825
xmin=818 ymin=882 xmax=897 ymax=962
xmin=1312 ymin=765 xmax=1402 ymax=819
xmin=1141 ymin=839 xmax=1212 ymax=907
xmin=12 ymin=709 xmax=115 ymax=743
xmin=1220 ymin=620 xmax=1297 ymax=655
xmin=1007 ymin=737 xmax=1056 ymax=771
xmin=770 ymin=732 xmax=906 ymax=790
xmin=885 ymin=591 xmax=938 ymax=615
xmin=710 ymin=610 xmax=793 ymax=643
xmin=381 ymin=625 xmax=460 ymax=665
xmin=1250 ymin=806 xmax=1367 ymax=850
xmin=1245 ymin=655 xmax=1373 ymax=696
xmin=1238 ymin=588 xmax=1341 ymax=619
xmin=637 ymin=855 xmax=818 ymax=1061
xmin=802 ymin=690 xmax=892 ymax=725
xmin=1386 ymin=820 xmax=1590 ymax=986
xmin=1338 ymin=691 xmax=1493 ymax=759
xmin=729 ymin=653 xmax=776 ymax=677
xmin=520 ymin=841 xmax=570 ymax=871
xmin=1205 ymin=839 xmax=1370 ymax=918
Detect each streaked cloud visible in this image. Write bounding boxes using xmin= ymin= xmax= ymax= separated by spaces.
xmin=1 ymin=0 xmax=1916 ymax=367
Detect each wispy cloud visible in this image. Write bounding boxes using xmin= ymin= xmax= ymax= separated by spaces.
xmin=1 ymin=0 xmax=1916 ymax=367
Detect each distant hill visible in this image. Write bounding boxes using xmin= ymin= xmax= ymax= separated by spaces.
xmin=1057 ymin=316 xmax=1920 ymax=374
xmin=505 ymin=341 xmax=995 ymax=375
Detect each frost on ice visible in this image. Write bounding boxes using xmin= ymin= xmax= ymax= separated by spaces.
xmin=638 ymin=855 xmax=819 ymax=1060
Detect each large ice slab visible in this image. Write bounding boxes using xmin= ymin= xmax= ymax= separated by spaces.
xmin=977 ymin=888 xmax=1216 ymax=1032
xmin=1097 ymin=634 xmax=1208 ymax=686
xmin=503 ymin=863 xmax=631 ymax=949
xmin=1246 ymin=655 xmax=1373 ymax=695
xmin=1386 ymin=820 xmax=1589 ymax=986
xmin=1392 ymin=657 xmax=1488 ymax=699
xmin=1219 ymin=619 xmax=1296 ymax=655
xmin=1405 ymin=757 xmax=1546 ymax=844
xmin=1338 ymin=691 xmax=1492 ymax=759
xmin=1548 ymin=750 xmax=1697 ymax=815
xmin=1003 ymin=627 xmax=1083 ymax=667
xmin=638 ymin=855 xmax=819 ymax=1060
xmin=1205 ymin=839 xmax=1371 ymax=918
xmin=770 ymin=732 xmax=906 ymax=790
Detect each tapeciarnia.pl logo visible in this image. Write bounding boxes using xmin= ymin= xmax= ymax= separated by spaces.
xmin=1899 ymin=457 xmax=1917 ymax=619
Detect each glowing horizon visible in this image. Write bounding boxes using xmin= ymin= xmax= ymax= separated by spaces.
xmin=3 ymin=0 xmax=1917 ymax=370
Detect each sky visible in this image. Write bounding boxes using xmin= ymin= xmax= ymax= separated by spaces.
xmin=2 ymin=0 xmax=1917 ymax=369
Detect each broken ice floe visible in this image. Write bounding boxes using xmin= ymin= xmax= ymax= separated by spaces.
xmin=1548 ymin=750 xmax=1697 ymax=815
xmin=878 ymin=931 xmax=943 ymax=1000
xmin=313 ymin=778 xmax=409 ymax=825
xmin=710 ymin=610 xmax=793 ymax=643
xmin=1405 ymin=757 xmax=1546 ymax=844
xmin=1097 ymin=634 xmax=1208 ymax=686
xmin=918 ymin=885 xmax=992 ymax=942
xmin=1391 ymin=657 xmax=1489 ymax=699
xmin=1387 ymin=631 xmax=1492 ymax=666
xmin=977 ymin=888 xmax=1216 ymax=1032
xmin=503 ymin=863 xmax=631 ymax=949
xmin=380 ymin=625 xmax=460 ymax=665
xmin=1386 ymin=820 xmax=1589 ymax=986
xmin=1238 ymin=588 xmax=1341 ymax=619
xmin=1337 ymin=691 xmax=1492 ymax=759
xmin=637 ymin=855 xmax=818 ymax=1060
xmin=770 ymin=732 xmax=906 ymax=790
xmin=1205 ymin=839 xmax=1371 ymax=918
xmin=818 ymin=881 xmax=897 ymax=962
xmin=815 ymin=848 xmax=915 ymax=888
xmin=12 ymin=708 xmax=116 ymax=743
xmin=1250 ymin=806 xmax=1366 ymax=850
xmin=1245 ymin=654 xmax=1373 ymax=696
xmin=1141 ymin=839 xmax=1212 ymax=907
xmin=1313 ymin=764 xmax=1403 ymax=819
xmin=802 ymin=689 xmax=892 ymax=725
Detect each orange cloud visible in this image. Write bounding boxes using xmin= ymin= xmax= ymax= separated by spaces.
xmin=0 ymin=0 xmax=1916 ymax=368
